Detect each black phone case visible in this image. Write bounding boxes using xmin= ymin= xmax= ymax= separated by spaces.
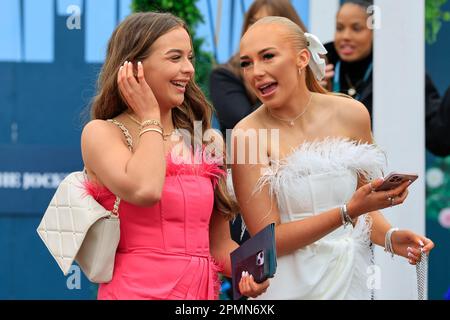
xmin=235 ymin=250 xmax=269 ymax=284
xmin=230 ymin=223 xmax=277 ymax=300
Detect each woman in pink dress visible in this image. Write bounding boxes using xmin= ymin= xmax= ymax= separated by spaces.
xmin=81 ymin=12 xmax=269 ymax=300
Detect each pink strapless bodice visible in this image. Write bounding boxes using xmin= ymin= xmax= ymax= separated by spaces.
xmin=84 ymin=155 xmax=224 ymax=300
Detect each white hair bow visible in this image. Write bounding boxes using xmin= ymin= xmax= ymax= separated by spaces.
xmin=304 ymin=33 xmax=328 ymax=81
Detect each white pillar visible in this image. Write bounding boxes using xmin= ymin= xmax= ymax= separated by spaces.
xmin=373 ymin=0 xmax=425 ymax=300
xmin=309 ymin=0 xmax=340 ymax=44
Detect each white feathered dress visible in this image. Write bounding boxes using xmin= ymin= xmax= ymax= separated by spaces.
xmin=251 ymin=138 xmax=387 ymax=300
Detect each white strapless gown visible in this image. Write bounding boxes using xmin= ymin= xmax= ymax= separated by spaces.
xmin=251 ymin=138 xmax=387 ymax=300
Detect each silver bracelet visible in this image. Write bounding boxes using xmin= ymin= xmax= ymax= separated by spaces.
xmin=339 ymin=204 xmax=353 ymax=228
xmin=384 ymin=227 xmax=399 ymax=258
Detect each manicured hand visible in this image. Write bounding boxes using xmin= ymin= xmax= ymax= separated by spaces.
xmin=391 ymin=230 xmax=435 ymax=265
xmin=238 ymin=271 xmax=270 ymax=298
xmin=117 ymin=61 xmax=160 ymax=119
xmin=347 ymin=178 xmax=410 ymax=218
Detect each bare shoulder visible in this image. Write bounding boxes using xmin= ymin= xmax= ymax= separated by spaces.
xmin=320 ymin=94 xmax=372 ymax=137
xmin=81 ymin=119 xmax=128 ymax=153
xmin=335 ymin=95 xmax=370 ymax=127
xmin=82 ymin=119 xmax=117 ymax=143
xmin=233 ymin=105 xmax=266 ymax=131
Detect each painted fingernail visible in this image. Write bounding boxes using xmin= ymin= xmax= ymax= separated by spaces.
xmin=407 ymin=252 xmax=414 ymax=258
xmin=419 ymin=240 xmax=424 ymax=247
xmin=409 ymin=259 xmax=413 ymax=264
xmin=138 ymin=61 xmax=142 ymax=66
xmin=241 ymin=271 xmax=245 ymax=278
xmin=407 ymin=247 xmax=412 ymax=252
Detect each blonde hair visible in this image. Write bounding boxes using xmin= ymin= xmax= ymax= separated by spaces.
xmin=249 ymin=16 xmax=329 ymax=95
xmin=219 ymin=0 xmax=308 ymax=104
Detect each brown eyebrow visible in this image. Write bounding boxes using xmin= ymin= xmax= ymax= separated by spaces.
xmin=240 ymin=47 xmax=276 ymax=60
xmin=165 ymin=49 xmax=193 ymax=55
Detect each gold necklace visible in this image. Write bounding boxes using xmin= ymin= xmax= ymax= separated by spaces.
xmin=267 ymin=93 xmax=313 ymax=127
xmin=126 ymin=112 xmax=142 ymax=126
xmin=126 ymin=112 xmax=175 ymax=140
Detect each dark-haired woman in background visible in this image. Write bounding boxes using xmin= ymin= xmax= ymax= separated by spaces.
xmin=323 ymin=0 xmax=374 ymax=114
xmin=324 ymin=0 xmax=450 ymax=156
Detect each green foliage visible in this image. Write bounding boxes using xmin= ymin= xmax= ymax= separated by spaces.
xmin=131 ymin=0 xmax=214 ymax=96
xmin=426 ymin=157 xmax=450 ymax=222
xmin=426 ymin=0 xmax=450 ymax=44
xmin=132 ymin=0 xmax=204 ymax=31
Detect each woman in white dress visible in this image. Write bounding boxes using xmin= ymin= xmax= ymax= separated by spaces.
xmin=231 ymin=16 xmax=435 ymax=299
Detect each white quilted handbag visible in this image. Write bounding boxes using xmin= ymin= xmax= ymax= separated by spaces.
xmin=37 ymin=119 xmax=132 ymax=283
xmin=36 ymin=171 xmax=121 ymax=283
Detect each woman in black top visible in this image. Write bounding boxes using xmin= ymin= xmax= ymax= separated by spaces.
xmin=325 ymin=0 xmax=450 ymax=156
xmin=426 ymin=86 xmax=450 ymax=157
xmin=324 ymin=0 xmax=374 ymax=114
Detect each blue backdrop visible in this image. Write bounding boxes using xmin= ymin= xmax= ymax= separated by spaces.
xmin=0 ymin=0 xmax=448 ymax=299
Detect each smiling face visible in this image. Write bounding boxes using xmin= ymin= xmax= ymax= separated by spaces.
xmin=335 ymin=3 xmax=373 ymax=62
xmin=239 ymin=23 xmax=309 ymax=109
xmin=142 ymin=27 xmax=195 ymax=110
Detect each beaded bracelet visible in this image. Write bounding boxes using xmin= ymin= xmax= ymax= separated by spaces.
xmin=141 ymin=119 xmax=163 ymax=130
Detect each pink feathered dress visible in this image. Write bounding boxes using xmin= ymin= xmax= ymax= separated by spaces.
xmin=84 ymin=153 xmax=224 ymax=300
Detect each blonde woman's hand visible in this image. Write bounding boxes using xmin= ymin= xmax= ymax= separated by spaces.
xmin=238 ymin=271 xmax=270 ymax=299
xmin=391 ymin=230 xmax=435 ymax=265
xmin=117 ymin=61 xmax=160 ymax=119
xmin=346 ymin=178 xmax=411 ymax=218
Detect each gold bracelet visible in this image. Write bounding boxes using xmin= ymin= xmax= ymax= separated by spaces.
xmin=141 ymin=119 xmax=163 ymax=130
xmin=139 ymin=128 xmax=163 ymax=138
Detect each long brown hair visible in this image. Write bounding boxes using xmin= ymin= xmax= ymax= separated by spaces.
xmin=220 ymin=0 xmax=308 ymax=104
xmin=90 ymin=12 xmax=238 ymax=219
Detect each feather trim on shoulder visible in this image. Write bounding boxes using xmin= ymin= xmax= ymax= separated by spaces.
xmin=254 ymin=137 xmax=387 ymax=195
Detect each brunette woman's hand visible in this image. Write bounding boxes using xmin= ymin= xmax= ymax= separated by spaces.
xmin=117 ymin=61 xmax=160 ymax=119
xmin=346 ymin=178 xmax=411 ymax=218
xmin=238 ymin=271 xmax=270 ymax=298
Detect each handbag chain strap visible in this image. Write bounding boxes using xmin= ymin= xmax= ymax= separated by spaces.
xmin=107 ymin=119 xmax=134 ymax=216
xmin=416 ymin=251 xmax=428 ymax=300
